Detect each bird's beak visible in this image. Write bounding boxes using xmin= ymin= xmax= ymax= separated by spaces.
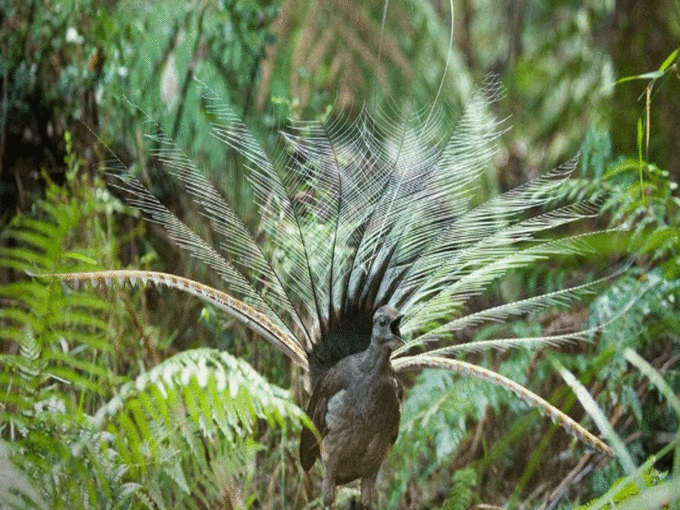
xmin=391 ymin=314 xmax=404 ymax=345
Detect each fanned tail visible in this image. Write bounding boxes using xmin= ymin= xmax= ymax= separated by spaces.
xmin=51 ymin=75 xmax=624 ymax=456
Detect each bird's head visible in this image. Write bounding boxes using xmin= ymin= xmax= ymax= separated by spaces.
xmin=371 ymin=305 xmax=403 ymax=351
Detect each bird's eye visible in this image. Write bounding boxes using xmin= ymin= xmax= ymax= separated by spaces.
xmin=379 ymin=318 xmax=387 ymax=327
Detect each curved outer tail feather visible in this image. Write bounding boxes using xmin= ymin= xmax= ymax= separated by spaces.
xmin=392 ymin=355 xmax=614 ymax=457
xmin=56 ymin=270 xmax=308 ymax=369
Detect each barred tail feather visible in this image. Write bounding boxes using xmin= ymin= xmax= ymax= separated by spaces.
xmin=392 ymin=355 xmax=614 ymax=457
xmin=53 ymin=270 xmax=309 ymax=368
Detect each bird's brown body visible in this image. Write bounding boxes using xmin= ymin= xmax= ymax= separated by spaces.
xmin=300 ymin=306 xmax=403 ymax=509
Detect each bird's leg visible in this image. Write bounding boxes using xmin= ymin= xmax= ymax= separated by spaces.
xmin=322 ymin=455 xmax=338 ymax=510
xmin=360 ymin=474 xmax=376 ymax=509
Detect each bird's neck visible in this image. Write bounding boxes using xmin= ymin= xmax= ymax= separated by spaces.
xmin=360 ymin=343 xmax=393 ymax=375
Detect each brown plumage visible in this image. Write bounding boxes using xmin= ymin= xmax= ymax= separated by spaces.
xmin=300 ymin=306 xmax=404 ymax=510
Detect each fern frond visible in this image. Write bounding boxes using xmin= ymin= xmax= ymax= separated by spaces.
xmin=91 ymin=348 xmax=307 ymax=469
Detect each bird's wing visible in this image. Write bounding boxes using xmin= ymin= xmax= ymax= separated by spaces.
xmin=299 ymin=356 xmax=357 ymax=471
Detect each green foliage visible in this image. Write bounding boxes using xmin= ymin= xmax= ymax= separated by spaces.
xmin=385 ymin=371 xmax=480 ymax=508
xmin=568 ymin=350 xmax=680 ymax=510
xmin=95 ymin=0 xmax=283 ymax=226
xmin=439 ymin=468 xmax=477 ymax=510
xmin=0 ymin=0 xmax=99 ymax=118
xmin=386 ymin=367 xmax=518 ymax=508
xmin=607 ymin=159 xmax=679 ymax=269
xmin=251 ymin=0 xmax=467 ymax=112
xmin=574 ymin=456 xmax=668 ymax=509
xmin=0 ymin=142 xmax=307 ymax=509
xmin=94 ymin=347 xmax=307 ymax=474
xmin=0 ymin=162 xmax=132 ymax=507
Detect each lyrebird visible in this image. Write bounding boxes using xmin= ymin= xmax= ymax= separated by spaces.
xmin=57 ymin=75 xmax=617 ymax=508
